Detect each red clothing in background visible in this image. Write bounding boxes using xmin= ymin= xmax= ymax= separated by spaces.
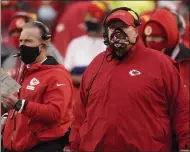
xmin=52 ymin=2 xmax=90 ymax=57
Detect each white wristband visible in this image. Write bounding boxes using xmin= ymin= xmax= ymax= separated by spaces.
xmin=18 ymin=99 xmax=26 ymax=113
xmin=1 ymin=113 xmax=8 ymax=119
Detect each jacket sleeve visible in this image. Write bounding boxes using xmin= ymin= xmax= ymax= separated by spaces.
xmin=22 ymin=71 xmax=73 ymax=125
xmin=161 ymin=58 xmax=190 ymax=150
xmin=69 ymin=75 xmax=87 ymax=151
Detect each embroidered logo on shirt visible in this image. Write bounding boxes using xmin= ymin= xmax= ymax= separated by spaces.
xmin=30 ymin=78 xmax=40 ymax=86
xmin=26 ymin=78 xmax=40 ymax=90
xmin=26 ymin=86 xmax=35 ymax=90
xmin=129 ymin=69 xmax=141 ymax=76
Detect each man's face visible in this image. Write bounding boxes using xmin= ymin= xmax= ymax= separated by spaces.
xmin=84 ymin=13 xmax=101 ymax=34
xmin=9 ymin=31 xmax=21 ymax=49
xmin=107 ymin=19 xmax=138 ymax=58
xmin=145 ymin=35 xmax=167 ymax=52
xmin=19 ymin=27 xmax=42 ymax=48
xmin=108 ymin=19 xmax=138 ymax=44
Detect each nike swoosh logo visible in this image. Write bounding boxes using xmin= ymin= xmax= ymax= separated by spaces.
xmin=57 ymin=84 xmax=65 ymax=86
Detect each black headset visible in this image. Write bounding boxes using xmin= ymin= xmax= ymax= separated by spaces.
xmin=31 ymin=21 xmax=52 ymax=40
xmin=102 ymin=7 xmax=141 ymax=45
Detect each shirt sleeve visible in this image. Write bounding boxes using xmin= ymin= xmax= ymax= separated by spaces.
xmin=22 ymin=71 xmax=73 ymax=125
xmin=161 ymin=57 xmax=190 ymax=150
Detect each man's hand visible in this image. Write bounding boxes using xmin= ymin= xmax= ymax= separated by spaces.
xmin=180 ymin=150 xmax=190 ymax=152
xmin=1 ymin=94 xmax=18 ymax=110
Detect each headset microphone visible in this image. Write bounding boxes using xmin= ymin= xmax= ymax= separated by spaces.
xmin=13 ymin=52 xmax=21 ymax=57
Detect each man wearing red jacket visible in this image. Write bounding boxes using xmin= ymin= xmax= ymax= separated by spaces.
xmin=1 ymin=21 xmax=73 ymax=152
xmin=69 ymin=7 xmax=190 ymax=152
xmin=142 ymin=8 xmax=190 ymax=152
xmin=143 ymin=8 xmax=190 ymax=90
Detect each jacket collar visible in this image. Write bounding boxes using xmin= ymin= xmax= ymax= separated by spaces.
xmin=175 ymin=44 xmax=190 ymax=61
xmin=25 ymin=56 xmax=59 ymax=72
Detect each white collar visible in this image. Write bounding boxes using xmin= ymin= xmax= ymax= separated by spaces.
xmin=41 ymin=57 xmax=47 ymax=64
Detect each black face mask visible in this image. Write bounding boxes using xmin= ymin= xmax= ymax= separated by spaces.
xmin=107 ymin=28 xmax=129 ymax=61
xmin=19 ymin=45 xmax=40 ymax=64
xmin=85 ymin=21 xmax=100 ymax=33
xmin=110 ymin=28 xmax=128 ymax=49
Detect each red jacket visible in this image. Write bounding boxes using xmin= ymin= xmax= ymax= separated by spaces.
xmin=143 ymin=8 xmax=190 ymax=91
xmin=179 ymin=60 xmax=190 ymax=90
xmin=3 ymin=56 xmax=74 ymax=152
xmin=69 ymin=38 xmax=190 ymax=151
xmin=177 ymin=44 xmax=190 ymax=90
xmin=52 ymin=2 xmax=89 ymax=57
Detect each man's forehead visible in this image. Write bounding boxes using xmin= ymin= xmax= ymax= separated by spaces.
xmin=20 ymin=27 xmax=41 ymax=39
xmin=107 ymin=19 xmax=127 ymax=27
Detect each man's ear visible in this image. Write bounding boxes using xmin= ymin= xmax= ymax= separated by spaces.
xmin=135 ymin=28 xmax=138 ymax=36
xmin=42 ymin=39 xmax=51 ymax=47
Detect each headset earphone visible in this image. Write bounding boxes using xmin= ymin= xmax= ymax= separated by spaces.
xmin=102 ymin=7 xmax=141 ymax=45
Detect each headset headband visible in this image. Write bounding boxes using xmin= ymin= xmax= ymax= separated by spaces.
xmin=32 ymin=21 xmax=51 ymax=40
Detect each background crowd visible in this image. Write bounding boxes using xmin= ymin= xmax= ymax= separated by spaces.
xmin=1 ymin=0 xmax=190 ymax=151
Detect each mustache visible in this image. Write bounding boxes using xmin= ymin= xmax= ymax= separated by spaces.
xmin=109 ymin=29 xmax=129 ymax=48
xmin=109 ymin=37 xmax=129 ymax=49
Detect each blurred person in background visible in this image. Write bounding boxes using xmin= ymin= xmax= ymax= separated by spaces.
xmin=1 ymin=0 xmax=18 ymax=44
xmin=2 ymin=12 xmax=65 ymax=77
xmin=37 ymin=1 xmax=61 ymax=30
xmin=1 ymin=0 xmax=19 ymax=65
xmin=143 ymin=9 xmax=190 ymax=151
xmin=156 ymin=0 xmax=189 ymax=48
xmin=63 ymin=2 xmax=108 ymax=106
xmin=52 ymin=1 xmax=110 ymax=58
xmin=1 ymin=21 xmax=73 ymax=152
xmin=138 ymin=11 xmax=153 ymax=41
xmin=69 ymin=7 xmax=190 ymax=151
xmin=52 ymin=1 xmax=91 ymax=58
xmin=143 ymin=8 xmax=190 ymax=90
xmin=64 ymin=1 xmax=108 ymax=88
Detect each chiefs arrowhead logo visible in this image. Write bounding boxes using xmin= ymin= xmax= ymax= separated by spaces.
xmin=30 ymin=78 xmax=40 ymax=86
xmin=16 ymin=18 xmax=26 ymax=28
xmin=144 ymin=25 xmax=152 ymax=36
xmin=129 ymin=69 xmax=141 ymax=76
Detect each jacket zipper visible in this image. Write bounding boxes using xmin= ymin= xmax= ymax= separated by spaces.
xmin=10 ymin=66 xmax=27 ymax=151
xmin=11 ymin=111 xmax=16 ymax=151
